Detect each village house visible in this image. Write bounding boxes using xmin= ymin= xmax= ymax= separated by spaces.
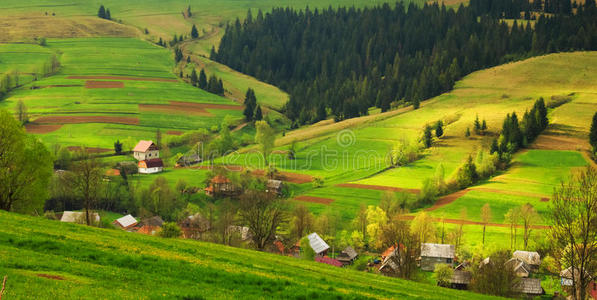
xmin=180 ymin=214 xmax=210 ymax=239
xmin=505 ymin=257 xmax=531 ymax=278
xmin=266 ymin=179 xmax=284 ymax=196
xmin=308 ymin=232 xmax=330 ymax=257
xmin=450 ymin=270 xmax=472 ymax=290
xmin=138 ymin=158 xmax=164 ymax=174
xmin=512 ymin=250 xmax=541 ymax=272
xmin=379 ymin=247 xmax=400 ymax=274
xmin=205 ymin=175 xmax=239 ymax=197
xmin=560 ymin=267 xmax=597 ymax=299
xmin=113 ymin=214 xmax=138 ymax=230
xmin=60 ymin=211 xmax=100 ymax=224
xmin=135 ymin=216 xmax=164 ymax=235
xmin=176 ymin=153 xmax=202 ymax=167
xmin=420 ymin=243 xmax=455 ymax=271
xmin=133 ymin=140 xmax=164 ymax=174
xmin=516 ymin=278 xmax=544 ymax=297
xmin=336 ymin=246 xmax=358 ymax=266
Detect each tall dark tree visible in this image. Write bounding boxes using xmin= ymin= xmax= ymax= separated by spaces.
xmin=191 ymin=24 xmax=199 ymax=38
xmin=243 ymin=88 xmax=257 ymax=121
xmin=190 ymin=69 xmax=198 ymax=86
xmin=254 ymin=105 xmax=263 ymax=121
xmin=105 ymin=9 xmax=111 ymax=20
xmin=423 ymin=125 xmax=433 ymax=148
xmin=435 ymin=120 xmax=444 ymax=138
xmin=114 ymin=140 xmax=123 ymax=155
xmin=590 ymin=112 xmax=597 ymax=153
xmin=198 ymin=69 xmax=207 ymax=89
xmin=98 ymin=5 xmax=106 ymax=19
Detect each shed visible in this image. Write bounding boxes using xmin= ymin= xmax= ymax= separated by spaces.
xmin=60 ymin=211 xmax=100 ymax=224
xmin=505 ymin=257 xmax=531 ymax=278
xmin=205 ymin=175 xmax=239 ymax=197
xmin=420 ymin=243 xmax=455 ymax=271
xmin=315 ymin=256 xmax=343 ymax=267
xmin=177 ymin=153 xmax=202 ymax=167
xmin=337 ymin=246 xmax=358 ymax=265
xmin=266 ymin=179 xmax=284 ymax=195
xmin=113 ymin=214 xmax=138 ymax=229
xmin=450 ymin=270 xmax=472 ymax=289
xmin=307 ymin=232 xmax=330 ymax=256
xmin=512 ymin=250 xmax=541 ymax=272
xmin=516 ymin=278 xmax=544 ymax=297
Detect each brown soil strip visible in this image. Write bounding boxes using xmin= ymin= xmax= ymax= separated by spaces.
xmin=170 ymin=101 xmax=243 ymax=111
xmin=531 ymin=134 xmax=589 ymax=151
xmin=85 ymin=81 xmax=124 ymax=89
xmin=67 ymin=146 xmax=111 ymax=153
xmin=67 ymin=75 xmax=177 ymax=82
xmin=34 ymin=115 xmax=139 ymax=125
xmin=540 ymin=197 xmax=550 ymax=202
xmin=139 ymin=103 xmax=212 ymax=116
xmin=36 ymin=274 xmax=65 ymax=280
xmin=167 ymin=130 xmax=183 ymax=136
xmin=399 ymin=215 xmax=549 ymax=229
xmin=191 ymin=165 xmax=313 ymax=184
xmin=426 ymin=189 xmax=470 ymax=211
xmin=294 ymin=195 xmax=334 ymax=205
xmin=335 ymin=183 xmax=420 ymax=194
xmin=24 ymin=124 xmax=62 ymax=134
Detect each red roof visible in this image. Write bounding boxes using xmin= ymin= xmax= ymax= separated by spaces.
xmin=139 ymin=158 xmax=164 ymax=168
xmin=133 ymin=140 xmax=156 ymax=152
xmin=315 ymin=256 xmax=343 ymax=267
xmin=382 ymin=245 xmax=397 ymax=259
xmin=211 ymin=175 xmax=231 ymax=184
xmin=274 ymin=240 xmax=285 ymax=254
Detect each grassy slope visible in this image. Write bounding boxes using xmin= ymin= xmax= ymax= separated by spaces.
xmin=0 ymin=37 xmax=242 ymax=148
xmin=0 ymin=210 xmax=501 ymax=300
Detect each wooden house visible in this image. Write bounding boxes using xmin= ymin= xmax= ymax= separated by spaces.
xmin=176 ymin=153 xmax=202 ymax=167
xmin=505 ymin=257 xmax=531 ymax=278
xmin=379 ymin=247 xmax=400 ymax=274
xmin=113 ymin=214 xmax=138 ymax=230
xmin=337 ymin=246 xmax=358 ymax=265
xmin=135 ymin=216 xmax=164 ymax=236
xmin=133 ymin=140 xmax=159 ymax=161
xmin=180 ymin=214 xmax=210 ymax=239
xmin=266 ymin=179 xmax=284 ymax=195
xmin=516 ymin=278 xmax=544 ymax=297
xmin=450 ymin=270 xmax=472 ymax=290
xmin=512 ymin=250 xmax=541 ymax=272
xmin=420 ymin=243 xmax=455 ymax=271
xmin=205 ymin=175 xmax=239 ymax=197
xmin=308 ymin=232 xmax=330 ymax=257
xmin=560 ymin=267 xmax=597 ymax=299
xmin=138 ymin=158 xmax=164 ymax=174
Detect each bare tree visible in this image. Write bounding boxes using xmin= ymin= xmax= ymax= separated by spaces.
xmin=455 ymin=208 xmax=467 ymax=250
xmin=504 ymin=208 xmax=520 ymax=250
xmin=520 ymin=203 xmax=539 ymax=250
xmin=216 ymin=199 xmax=236 ymax=245
xmin=355 ymin=203 xmax=368 ymax=248
xmin=0 ymin=275 xmax=6 ymax=300
xmin=481 ymin=203 xmax=491 ymax=246
xmin=550 ymin=167 xmax=597 ymax=300
xmin=16 ymin=100 xmax=28 ymax=124
xmin=238 ymin=190 xmax=286 ymax=250
xmin=290 ymin=204 xmax=313 ymax=240
xmin=70 ymin=149 xmax=102 ymax=225
xmin=380 ymin=212 xmax=421 ymax=279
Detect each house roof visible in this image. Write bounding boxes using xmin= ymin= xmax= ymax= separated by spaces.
xmin=451 ymin=270 xmax=472 ymax=285
xmin=338 ymin=246 xmax=358 ymax=260
xmin=267 ymin=179 xmax=283 ymax=189
xmin=560 ymin=267 xmax=592 ymax=280
xmin=382 ymin=245 xmax=397 ymax=259
xmin=114 ymin=214 xmax=137 ymax=228
xmin=140 ymin=216 xmax=164 ymax=227
xmin=380 ymin=248 xmax=399 ymax=272
xmin=308 ymin=232 xmax=330 ymax=254
xmin=211 ymin=175 xmax=231 ymax=184
xmin=133 ymin=140 xmax=156 ymax=152
xmin=315 ymin=256 xmax=343 ymax=267
xmin=274 ymin=240 xmax=285 ymax=254
xmin=60 ymin=211 xmax=100 ymax=223
xmin=140 ymin=158 xmax=163 ymax=168
xmin=513 ymin=250 xmax=541 ymax=266
xmin=505 ymin=258 xmax=530 ymax=276
xmin=420 ymin=243 xmax=455 ymax=259
xmin=516 ymin=278 xmax=543 ymax=295
xmin=455 ymin=262 xmax=469 ymax=271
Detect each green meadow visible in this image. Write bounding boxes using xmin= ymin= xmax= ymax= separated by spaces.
xmin=0 ymin=210 xmax=502 ymax=300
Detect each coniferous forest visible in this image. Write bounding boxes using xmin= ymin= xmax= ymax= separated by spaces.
xmin=214 ymin=0 xmax=597 ymax=125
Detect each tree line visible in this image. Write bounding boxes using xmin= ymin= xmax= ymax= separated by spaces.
xmin=213 ymin=2 xmax=597 ymax=125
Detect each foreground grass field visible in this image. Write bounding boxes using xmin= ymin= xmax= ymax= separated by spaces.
xmin=0 ymin=210 xmax=501 ymax=299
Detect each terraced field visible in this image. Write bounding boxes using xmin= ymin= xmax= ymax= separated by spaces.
xmin=0 ymin=38 xmax=243 ymax=149
xmin=0 ymin=210 xmax=501 ymax=300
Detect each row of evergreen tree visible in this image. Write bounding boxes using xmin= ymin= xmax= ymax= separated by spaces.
xmin=243 ymin=88 xmax=263 ymax=122
xmin=469 ymin=0 xmax=593 ymax=18
xmin=490 ymin=98 xmax=548 ymax=158
xmin=97 ymin=5 xmax=111 ymax=20
xmin=213 ymin=2 xmax=597 ymax=124
xmin=189 ymin=68 xmax=224 ymax=96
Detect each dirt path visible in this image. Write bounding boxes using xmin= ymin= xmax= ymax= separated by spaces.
xmin=399 ymin=215 xmax=550 ymax=229
xmin=67 ymin=75 xmax=177 ymax=82
xmin=294 ymin=195 xmax=334 ymax=205
xmin=426 ymin=189 xmax=470 ymax=211
xmin=85 ymin=81 xmax=124 ymax=88
xmin=231 ymin=122 xmax=248 ymax=132
xmin=335 ymin=183 xmax=420 ymax=194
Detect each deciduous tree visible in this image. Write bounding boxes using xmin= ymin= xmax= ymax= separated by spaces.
xmin=238 ymin=190 xmax=286 ymax=250
xmin=254 ymin=120 xmax=275 ymax=166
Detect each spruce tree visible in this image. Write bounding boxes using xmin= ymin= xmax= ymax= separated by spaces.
xmin=243 ymin=88 xmax=257 ymax=121
xmin=106 ymin=9 xmax=111 ymax=20
xmin=198 ymin=69 xmax=207 ymax=89
xmin=413 ymin=97 xmax=420 ymax=109
xmin=590 ymin=112 xmax=597 ymax=153
xmin=187 ymin=5 xmax=192 ymax=17
xmin=474 ymin=114 xmax=481 ymax=134
xmin=191 ymin=25 xmax=199 ymax=38
xmin=465 ymin=127 xmax=471 ymax=138
xmin=423 ymin=125 xmax=433 ymax=148
xmin=481 ymin=119 xmax=487 ymax=133
xmin=254 ymin=105 xmax=263 ymax=121
xmin=98 ymin=5 xmax=106 ymax=19
xmin=190 ymin=69 xmax=198 ymax=86
xmin=435 ymin=120 xmax=444 ymax=138
xmin=218 ymin=79 xmax=224 ymax=95
xmin=316 ymin=102 xmax=326 ymax=122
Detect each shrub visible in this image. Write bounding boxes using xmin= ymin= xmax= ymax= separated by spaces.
xmin=312 ymin=177 xmax=324 ymax=188
xmin=159 ymin=222 xmax=182 ymax=238
xmin=433 ymin=263 xmax=454 ymax=287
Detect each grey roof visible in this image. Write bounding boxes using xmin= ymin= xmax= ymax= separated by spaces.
xmin=420 ymin=243 xmax=455 ymax=259
xmin=60 ymin=211 xmax=100 ymax=223
xmin=450 ymin=270 xmax=472 ymax=285
xmin=114 ymin=214 xmax=137 ymax=228
xmin=342 ymin=246 xmax=358 ymax=259
xmin=379 ymin=248 xmax=399 ymax=272
xmin=307 ymin=232 xmax=330 ymax=254
xmin=140 ymin=216 xmax=164 ymax=227
xmin=513 ymin=250 xmax=541 ymax=266
xmin=505 ymin=258 xmax=530 ymax=277
xmin=516 ymin=278 xmax=543 ymax=295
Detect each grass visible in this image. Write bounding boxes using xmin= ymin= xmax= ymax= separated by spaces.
xmin=0 ymin=210 xmax=503 ymax=299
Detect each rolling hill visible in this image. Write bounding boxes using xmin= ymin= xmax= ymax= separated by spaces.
xmin=0 ymin=210 xmax=502 ymax=299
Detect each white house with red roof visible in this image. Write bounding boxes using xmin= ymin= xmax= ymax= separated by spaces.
xmin=133 ymin=140 xmax=163 ymax=174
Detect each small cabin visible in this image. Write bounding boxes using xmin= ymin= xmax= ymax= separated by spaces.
xmin=450 ymin=270 xmax=472 ymax=290
xmin=138 ymin=158 xmax=164 ymax=174
xmin=505 ymin=257 xmax=531 ymax=278
xmin=337 ymin=246 xmax=358 ymax=265
xmin=308 ymin=232 xmax=330 ymax=257
xmin=205 ymin=175 xmax=239 ymax=197
xmin=133 ymin=140 xmax=159 ymax=161
xmin=113 ymin=214 xmax=138 ymax=229
xmin=516 ymin=278 xmax=544 ymax=297
xmin=420 ymin=243 xmax=455 ymax=271
xmin=266 ymin=179 xmax=284 ymax=195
